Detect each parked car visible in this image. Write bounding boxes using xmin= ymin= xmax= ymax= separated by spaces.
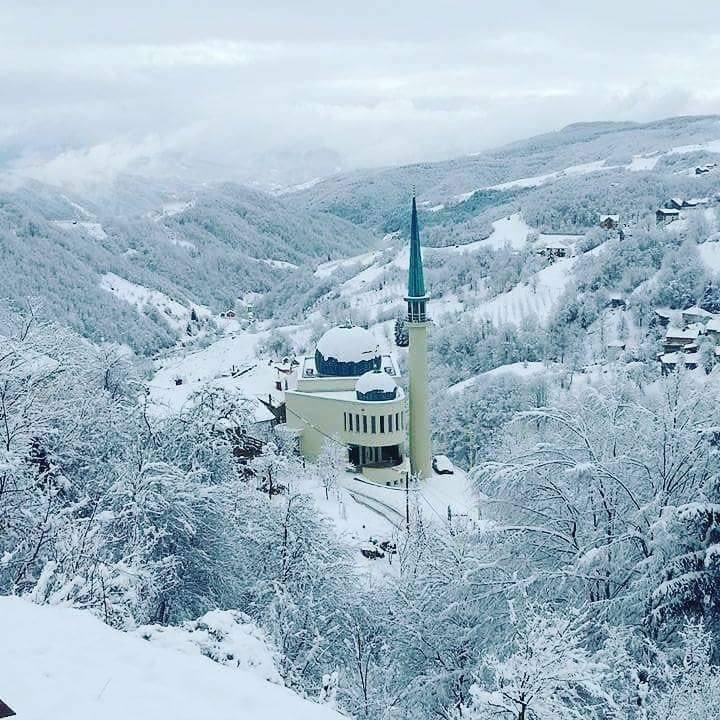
xmin=432 ymin=454 xmax=454 ymax=475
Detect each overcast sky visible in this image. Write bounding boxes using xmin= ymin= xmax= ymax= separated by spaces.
xmin=3 ymin=1 xmax=720 ymax=186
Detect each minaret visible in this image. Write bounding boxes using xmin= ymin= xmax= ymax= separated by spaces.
xmin=405 ymin=190 xmax=432 ymax=479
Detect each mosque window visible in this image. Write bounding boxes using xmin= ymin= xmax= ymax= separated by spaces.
xmin=389 ymin=414 xmax=394 ymax=432
xmin=395 ymin=412 xmax=400 ymax=430
xmin=363 ymin=415 xmax=368 ymax=433
xmin=344 ymin=413 xmax=347 ymax=431
xmin=349 ymin=414 xmax=353 ymax=431
xmin=371 ymin=416 xmax=376 ymax=433
xmin=380 ymin=416 xmax=385 ymax=433
xmin=355 ymin=414 xmax=360 ymax=432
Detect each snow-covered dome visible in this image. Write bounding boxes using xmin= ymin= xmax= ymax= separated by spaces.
xmin=355 ymin=370 xmax=398 ymax=401
xmin=315 ymin=326 xmax=381 ymax=377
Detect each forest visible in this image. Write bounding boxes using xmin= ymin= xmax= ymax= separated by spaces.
xmin=3 ymin=291 xmax=720 ymax=719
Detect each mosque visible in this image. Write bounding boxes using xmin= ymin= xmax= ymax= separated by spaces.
xmin=284 ymin=195 xmax=432 ymax=486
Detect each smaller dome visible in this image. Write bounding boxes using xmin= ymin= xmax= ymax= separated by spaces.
xmin=355 ymin=370 xmax=398 ymax=401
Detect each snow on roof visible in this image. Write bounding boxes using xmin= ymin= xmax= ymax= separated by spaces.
xmin=660 ymin=352 xmax=698 ymax=366
xmin=600 ymin=214 xmax=619 ymax=222
xmin=708 ymin=318 xmax=720 ymax=332
xmin=355 ymin=370 xmax=397 ymax=395
xmin=316 ymin=326 xmax=379 ymax=363
xmin=665 ymin=326 xmax=700 ymax=340
xmin=682 ymin=305 xmax=713 ymax=318
xmin=657 ymin=207 xmax=680 ymax=215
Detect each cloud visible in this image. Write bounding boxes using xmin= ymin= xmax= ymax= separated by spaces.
xmin=1 ymin=1 xmax=720 ymax=186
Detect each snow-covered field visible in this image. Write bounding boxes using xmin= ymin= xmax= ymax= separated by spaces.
xmin=99 ymin=272 xmax=209 ymax=331
xmin=448 ymin=361 xmax=555 ymax=394
xmin=52 ymin=219 xmax=107 ymax=240
xmin=470 ymin=256 xmax=575 ymax=326
xmin=0 ymin=596 xmax=343 ymax=720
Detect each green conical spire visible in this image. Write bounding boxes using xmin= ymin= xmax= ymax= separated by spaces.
xmin=407 ymin=192 xmax=426 ymax=298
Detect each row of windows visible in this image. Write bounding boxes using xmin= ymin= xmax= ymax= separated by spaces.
xmin=343 ymin=411 xmax=404 ymax=434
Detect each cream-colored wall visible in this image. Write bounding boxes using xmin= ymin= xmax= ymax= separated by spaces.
xmin=408 ymin=322 xmax=432 ymax=479
xmin=285 ymin=390 xmax=407 ymax=459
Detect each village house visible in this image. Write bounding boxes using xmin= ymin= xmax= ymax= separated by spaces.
xmin=599 ymin=214 xmax=620 ymax=230
xmin=681 ymin=305 xmax=715 ymax=325
xmin=652 ymin=308 xmax=672 ymax=327
xmin=607 ymin=293 xmax=626 ymax=309
xmin=706 ymin=317 xmax=720 ymax=341
xmin=663 ymin=325 xmax=701 ymax=353
xmin=656 ymin=207 xmax=680 ymax=226
xmin=537 ymin=238 xmax=573 ymax=258
xmin=660 ymin=352 xmax=699 ymax=375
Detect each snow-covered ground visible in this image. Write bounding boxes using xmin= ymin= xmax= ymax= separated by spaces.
xmin=99 ymin=272 xmax=210 ymax=332
xmin=448 ymin=361 xmax=555 ymax=394
xmin=52 ymin=219 xmax=107 ymax=240
xmin=470 ymin=256 xmax=575 ymax=326
xmin=0 ymin=596 xmax=343 ymax=720
xmin=314 ymin=250 xmax=382 ymax=278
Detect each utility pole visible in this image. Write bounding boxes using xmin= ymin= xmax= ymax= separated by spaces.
xmin=405 ymin=472 xmax=410 ymax=533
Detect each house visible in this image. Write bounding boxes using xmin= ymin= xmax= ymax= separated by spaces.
xmin=599 ymin=214 xmax=620 ymax=230
xmin=663 ymin=325 xmax=700 ymax=353
xmin=653 ymin=308 xmax=672 ymax=327
xmin=667 ymin=198 xmax=685 ymax=210
xmin=537 ymin=240 xmax=571 ymax=258
xmin=608 ymin=293 xmax=626 ymax=309
xmin=656 ymin=208 xmax=681 ymax=226
xmin=681 ymin=305 xmax=714 ymax=325
xmin=706 ymin=317 xmax=720 ymax=340
xmin=660 ymin=352 xmax=699 ymax=375
xmin=606 ymin=340 xmax=626 ymax=361
xmin=695 ymin=163 xmax=716 ymax=175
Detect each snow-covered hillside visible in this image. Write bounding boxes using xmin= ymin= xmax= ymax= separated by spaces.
xmin=0 ymin=597 xmax=343 ymax=720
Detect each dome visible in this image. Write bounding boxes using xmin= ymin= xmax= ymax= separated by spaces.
xmin=315 ymin=326 xmax=381 ymax=377
xmin=355 ymin=370 xmax=398 ymax=401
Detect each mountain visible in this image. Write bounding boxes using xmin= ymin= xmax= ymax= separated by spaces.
xmin=0 ymin=178 xmax=375 ymax=353
xmin=287 ymin=114 xmax=720 ymax=240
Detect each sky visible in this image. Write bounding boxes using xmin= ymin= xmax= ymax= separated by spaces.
xmin=3 ymin=1 xmax=720 ymax=187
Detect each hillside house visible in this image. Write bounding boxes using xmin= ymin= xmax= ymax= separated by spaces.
xmin=681 ymin=305 xmax=714 ymax=325
xmin=608 ymin=293 xmax=626 ymax=309
xmin=660 ymin=352 xmax=699 ymax=375
xmin=599 ymin=214 xmax=620 ymax=230
xmin=537 ymin=239 xmax=572 ymax=258
xmin=656 ymin=207 xmax=680 ymax=226
xmin=706 ymin=317 xmax=720 ymax=340
xmin=667 ymin=198 xmax=685 ymax=211
xmin=653 ymin=308 xmax=672 ymax=327
xmin=663 ymin=325 xmax=700 ymax=353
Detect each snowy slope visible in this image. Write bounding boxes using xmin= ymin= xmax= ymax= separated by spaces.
xmin=0 ymin=596 xmax=343 ymax=720
xmin=99 ymin=273 xmax=211 ymax=332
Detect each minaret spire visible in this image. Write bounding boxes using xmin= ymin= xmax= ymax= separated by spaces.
xmin=405 ymin=189 xmax=432 ymax=480
xmin=408 ymin=192 xmax=426 ymax=300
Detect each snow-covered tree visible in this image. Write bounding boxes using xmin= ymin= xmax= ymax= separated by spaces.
xmin=468 ymin=606 xmax=614 ymax=720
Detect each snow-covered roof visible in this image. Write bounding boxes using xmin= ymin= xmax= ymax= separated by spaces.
xmin=660 ymin=352 xmax=698 ymax=366
xmin=657 ymin=207 xmax=680 ymax=215
xmin=599 ymin=214 xmax=619 ymax=222
xmin=681 ymin=305 xmax=713 ymax=318
xmin=707 ymin=318 xmax=720 ymax=332
xmin=665 ymin=326 xmax=700 ymax=340
xmin=355 ymin=370 xmax=397 ymax=395
xmin=316 ymin=326 xmax=379 ymax=363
